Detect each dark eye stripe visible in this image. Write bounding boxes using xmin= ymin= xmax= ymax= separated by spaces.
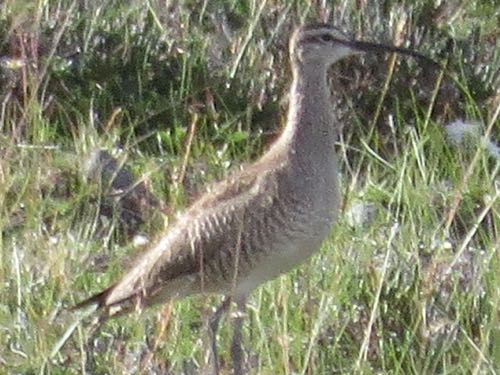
xmin=319 ymin=34 xmax=334 ymax=42
xmin=301 ymin=34 xmax=336 ymax=45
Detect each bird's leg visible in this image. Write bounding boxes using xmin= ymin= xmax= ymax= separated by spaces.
xmin=208 ymin=296 xmax=231 ymax=375
xmin=231 ymin=296 xmax=247 ymax=375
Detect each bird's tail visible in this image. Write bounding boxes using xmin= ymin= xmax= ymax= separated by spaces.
xmin=71 ymin=283 xmax=145 ymax=321
xmin=70 ymin=284 xmax=116 ymax=313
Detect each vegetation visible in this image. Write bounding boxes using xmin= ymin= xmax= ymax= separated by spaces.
xmin=0 ymin=0 xmax=498 ymax=374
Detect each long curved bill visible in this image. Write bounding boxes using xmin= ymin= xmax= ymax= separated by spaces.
xmin=336 ymin=37 xmax=442 ymax=69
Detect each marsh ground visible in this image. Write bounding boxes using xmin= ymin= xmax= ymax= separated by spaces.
xmin=0 ymin=1 xmax=498 ymax=374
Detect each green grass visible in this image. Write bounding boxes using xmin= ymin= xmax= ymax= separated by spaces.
xmin=0 ymin=0 xmax=498 ymax=374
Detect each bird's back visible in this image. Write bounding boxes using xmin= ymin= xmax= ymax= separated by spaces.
xmin=77 ymin=144 xmax=338 ymax=315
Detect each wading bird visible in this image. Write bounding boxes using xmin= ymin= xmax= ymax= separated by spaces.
xmin=73 ymin=24 xmax=438 ymax=375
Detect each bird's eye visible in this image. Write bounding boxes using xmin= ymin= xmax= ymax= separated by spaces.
xmin=319 ymin=34 xmax=334 ymax=42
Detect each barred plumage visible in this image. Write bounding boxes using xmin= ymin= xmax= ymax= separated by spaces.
xmin=72 ymin=23 xmax=435 ymax=375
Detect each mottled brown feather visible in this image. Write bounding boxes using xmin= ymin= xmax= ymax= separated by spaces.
xmin=72 ymin=25 xmax=358 ymax=319
xmin=74 ymin=157 xmax=291 ymax=313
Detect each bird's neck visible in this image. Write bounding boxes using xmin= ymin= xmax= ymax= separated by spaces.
xmin=277 ymin=61 xmax=336 ymax=161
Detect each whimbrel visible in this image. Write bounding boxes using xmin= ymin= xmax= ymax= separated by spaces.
xmin=74 ymin=24 xmax=438 ymax=374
